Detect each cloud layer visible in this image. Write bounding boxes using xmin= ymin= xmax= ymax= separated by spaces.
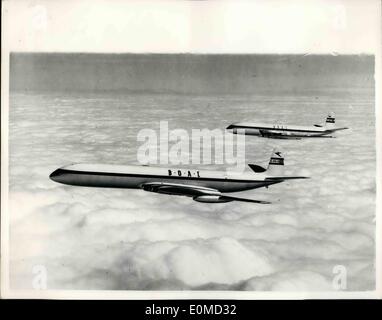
xmin=8 ymin=60 xmax=376 ymax=292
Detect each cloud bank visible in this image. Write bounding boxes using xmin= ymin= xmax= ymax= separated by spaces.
xmin=8 ymin=55 xmax=375 ymax=292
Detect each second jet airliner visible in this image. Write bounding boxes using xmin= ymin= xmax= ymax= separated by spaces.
xmin=226 ymin=113 xmax=348 ymax=139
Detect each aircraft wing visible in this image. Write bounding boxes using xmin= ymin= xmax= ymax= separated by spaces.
xmin=141 ymin=182 xmax=270 ymax=204
xmin=142 ymin=182 xmax=220 ymax=196
xmin=259 ymin=129 xmax=303 ymax=140
xmin=217 ymin=195 xmax=270 ymax=204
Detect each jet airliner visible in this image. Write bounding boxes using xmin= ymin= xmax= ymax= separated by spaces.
xmin=227 ymin=113 xmax=348 ymax=139
xmin=49 ymin=151 xmax=308 ymax=204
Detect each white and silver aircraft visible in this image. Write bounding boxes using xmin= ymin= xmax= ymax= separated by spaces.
xmin=226 ymin=113 xmax=348 ymax=139
xmin=49 ymin=151 xmax=308 ymax=204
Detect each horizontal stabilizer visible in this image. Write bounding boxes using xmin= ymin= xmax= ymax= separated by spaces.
xmin=329 ymin=127 xmax=349 ymax=132
xmin=266 ymin=176 xmax=309 ymax=180
xmin=248 ymin=164 xmax=267 ymax=173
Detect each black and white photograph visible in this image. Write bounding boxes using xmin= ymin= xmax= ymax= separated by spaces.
xmin=1 ymin=0 xmax=381 ymax=299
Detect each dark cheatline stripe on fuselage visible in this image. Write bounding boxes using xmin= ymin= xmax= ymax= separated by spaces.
xmin=52 ymin=168 xmax=279 ymax=192
xmin=232 ymin=125 xmax=327 ymax=134
xmin=56 ymin=169 xmax=266 ymax=183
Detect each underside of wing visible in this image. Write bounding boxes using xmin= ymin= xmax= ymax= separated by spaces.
xmin=141 ymin=182 xmax=270 ymax=204
xmin=141 ymin=182 xmax=220 ymax=197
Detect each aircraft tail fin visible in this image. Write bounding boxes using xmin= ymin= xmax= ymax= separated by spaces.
xmin=248 ymin=150 xmax=285 ymax=175
xmin=325 ymin=112 xmax=336 ymax=129
xmin=266 ymin=150 xmax=284 ymax=176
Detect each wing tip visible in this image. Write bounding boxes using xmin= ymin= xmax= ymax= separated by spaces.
xmin=221 ymin=195 xmax=271 ymax=204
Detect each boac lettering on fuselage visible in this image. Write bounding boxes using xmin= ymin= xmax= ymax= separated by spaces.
xmin=168 ymin=169 xmax=200 ymax=178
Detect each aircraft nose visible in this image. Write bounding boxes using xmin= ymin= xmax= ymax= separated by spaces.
xmin=226 ymin=124 xmax=235 ymax=130
xmin=49 ymin=168 xmax=64 ymax=182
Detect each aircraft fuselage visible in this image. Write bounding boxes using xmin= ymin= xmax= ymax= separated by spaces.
xmin=227 ymin=123 xmax=333 ymax=138
xmin=49 ymin=164 xmax=278 ymax=193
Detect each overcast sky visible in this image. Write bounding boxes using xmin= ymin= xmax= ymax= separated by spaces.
xmin=10 ymin=54 xmax=374 ymax=94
